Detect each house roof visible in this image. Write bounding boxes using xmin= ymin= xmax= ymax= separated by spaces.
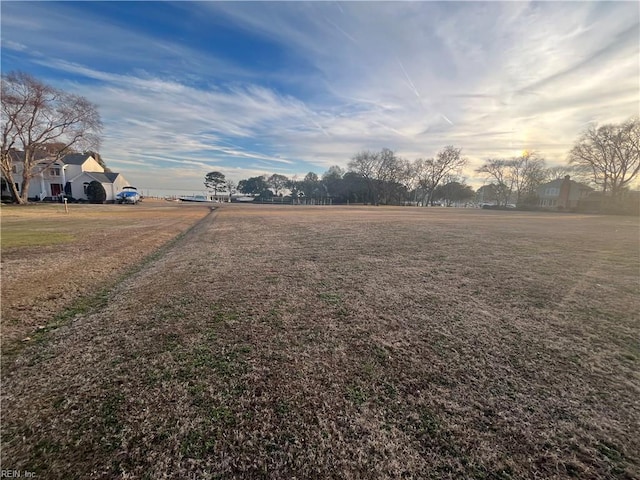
xmin=539 ymin=178 xmax=564 ymax=189
xmin=83 ymin=172 xmax=121 ymax=184
xmin=8 ymin=150 xmax=96 ymax=166
xmin=61 ymin=153 xmax=93 ymax=165
xmin=103 ymin=172 xmax=120 ymax=182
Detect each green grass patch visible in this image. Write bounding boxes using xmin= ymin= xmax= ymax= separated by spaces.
xmin=209 ymin=306 xmax=239 ymax=324
xmin=53 ymin=287 xmax=112 ymax=325
xmin=345 ymin=384 xmax=367 ymax=406
xmin=101 ymin=392 xmax=125 ymax=430
xmin=318 ymin=292 xmax=343 ymax=305
xmin=177 ymin=344 xmax=251 ymax=379
xmin=180 ymin=430 xmax=217 ymax=458
xmin=1 ymin=230 xmax=74 ymax=248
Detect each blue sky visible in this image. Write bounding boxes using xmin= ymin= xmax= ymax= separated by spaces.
xmin=1 ymin=1 xmax=638 ymax=195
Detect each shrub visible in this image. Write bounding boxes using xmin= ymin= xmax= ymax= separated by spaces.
xmin=86 ymin=181 xmax=106 ymax=204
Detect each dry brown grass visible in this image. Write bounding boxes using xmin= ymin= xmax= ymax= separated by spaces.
xmin=2 ymin=205 xmax=638 ymax=479
xmin=1 ymin=200 xmax=210 ymax=347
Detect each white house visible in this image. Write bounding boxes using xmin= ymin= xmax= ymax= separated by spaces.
xmin=67 ymin=171 xmax=129 ymax=202
xmin=1 ymin=151 xmax=131 ymax=202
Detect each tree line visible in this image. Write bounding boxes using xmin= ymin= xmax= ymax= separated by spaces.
xmin=206 ymin=145 xmax=502 ymax=206
xmin=205 ymin=145 xmax=476 ymax=206
xmin=210 ymin=119 xmax=639 ymax=207
xmin=218 ymin=118 xmax=638 ymax=207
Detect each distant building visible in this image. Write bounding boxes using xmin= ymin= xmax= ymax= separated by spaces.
xmin=537 ymin=176 xmax=592 ymax=210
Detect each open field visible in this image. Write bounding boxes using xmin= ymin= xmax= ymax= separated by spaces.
xmin=1 ymin=205 xmax=639 ymax=478
xmin=1 ymin=200 xmax=211 ymax=348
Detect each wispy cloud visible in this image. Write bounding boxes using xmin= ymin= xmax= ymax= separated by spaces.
xmin=1 ymin=1 xmax=637 ymax=192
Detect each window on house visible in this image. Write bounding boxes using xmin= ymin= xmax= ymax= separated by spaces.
xmin=11 ymin=165 xmax=17 ymax=173
xmin=15 ymin=183 xmax=20 ymax=192
xmin=49 ymin=167 xmax=61 ymax=176
xmin=545 ymin=187 xmax=559 ymax=196
xmin=83 ymin=182 xmax=90 ymax=194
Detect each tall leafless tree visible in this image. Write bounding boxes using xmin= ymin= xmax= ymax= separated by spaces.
xmin=377 ymin=148 xmax=408 ymax=204
xmin=475 ymin=159 xmax=514 ymax=206
xmin=1 ymin=71 xmax=102 ymax=204
xmin=225 ymin=179 xmax=237 ymax=202
xmin=569 ymin=118 xmax=640 ymax=199
xmin=476 ymin=152 xmax=547 ymax=206
xmin=510 ymin=151 xmax=547 ymax=204
xmin=347 ymin=148 xmax=411 ymax=205
xmin=413 ymin=146 xmax=466 ymax=206
xmin=546 ymin=165 xmax=587 ymax=181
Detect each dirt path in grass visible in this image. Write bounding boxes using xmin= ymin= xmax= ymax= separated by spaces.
xmin=2 ymin=205 xmax=639 ymax=479
xmin=1 ymin=200 xmax=211 ymax=348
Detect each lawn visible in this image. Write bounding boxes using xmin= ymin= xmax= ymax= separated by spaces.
xmin=1 ymin=200 xmax=210 ymax=348
xmin=1 ymin=205 xmax=638 ymax=479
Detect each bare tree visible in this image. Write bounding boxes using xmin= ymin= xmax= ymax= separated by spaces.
xmin=569 ymin=118 xmax=640 ymax=199
xmin=347 ymin=148 xmax=412 ymax=205
xmin=477 ymin=152 xmax=548 ymax=206
xmin=511 ymin=151 xmax=547 ymax=205
xmin=377 ymin=148 xmax=408 ymax=204
xmin=400 ymin=159 xmax=420 ymax=205
xmin=547 ymin=165 xmax=576 ymax=180
xmin=475 ymin=159 xmax=514 ymax=206
xmin=413 ymin=146 xmax=466 ymax=206
xmin=225 ymin=179 xmax=236 ymax=202
xmin=1 ymin=71 xmax=102 ymax=204
xmin=412 ymin=157 xmax=434 ymax=205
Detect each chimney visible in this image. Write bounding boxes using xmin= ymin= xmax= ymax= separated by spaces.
xmin=558 ymin=175 xmax=571 ymax=209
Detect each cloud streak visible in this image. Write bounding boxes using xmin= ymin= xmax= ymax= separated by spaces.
xmin=1 ymin=1 xmax=638 ymax=193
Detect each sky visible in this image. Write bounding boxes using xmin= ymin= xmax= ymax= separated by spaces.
xmin=1 ymin=1 xmax=638 ymax=196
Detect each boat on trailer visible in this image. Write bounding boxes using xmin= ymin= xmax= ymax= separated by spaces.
xmin=116 ymin=186 xmax=141 ymax=204
xmin=178 ymin=194 xmax=214 ymax=203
